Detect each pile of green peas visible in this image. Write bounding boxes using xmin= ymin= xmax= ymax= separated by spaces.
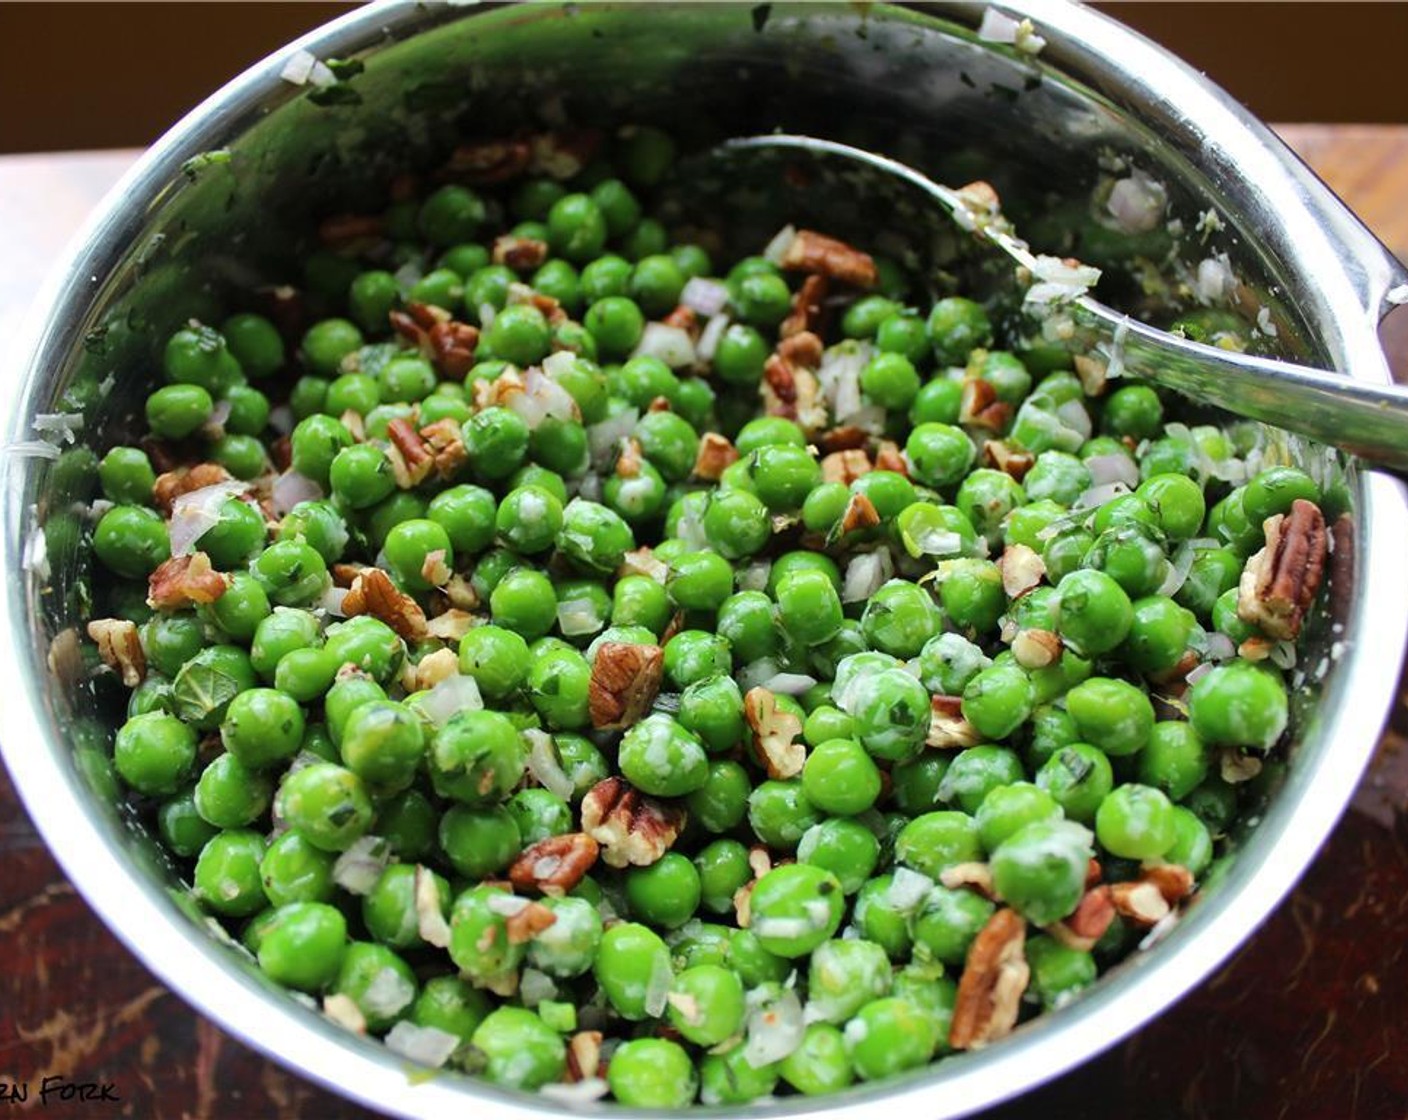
xmin=86 ymin=122 xmax=1325 ymax=1107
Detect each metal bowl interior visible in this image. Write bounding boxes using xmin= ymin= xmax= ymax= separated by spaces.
xmin=2 ymin=3 xmax=1407 ymax=1119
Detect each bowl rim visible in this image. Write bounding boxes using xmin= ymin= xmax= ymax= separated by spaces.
xmin=3 ymin=3 xmax=1407 ymax=1118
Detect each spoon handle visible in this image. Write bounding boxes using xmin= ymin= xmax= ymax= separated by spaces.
xmin=1078 ymin=300 xmax=1408 ymax=472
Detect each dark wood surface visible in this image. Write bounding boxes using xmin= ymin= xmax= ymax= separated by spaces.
xmin=3 ymin=127 xmax=1408 ymax=1119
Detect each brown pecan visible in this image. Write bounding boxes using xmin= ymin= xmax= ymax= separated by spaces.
xmin=87 ymin=619 xmax=146 ymax=687
xmin=927 ymin=695 xmax=981 ymax=749
xmin=492 ymin=235 xmax=550 ymax=271
xmin=659 ymin=610 xmax=687 ymax=646
xmin=148 ymin=553 xmax=230 ymax=610
xmin=473 ymin=367 xmax=527 ymax=412
xmin=331 ymin=562 xmax=367 ymax=588
xmin=647 ymin=396 xmax=672 ymax=414
xmin=819 ymin=425 xmax=870 ymax=453
xmin=420 ymin=418 xmax=468 ymax=479
xmin=388 ymin=417 xmax=435 ymax=488
xmin=983 ymin=439 xmax=1035 ymax=481
xmin=762 ymin=353 xmax=797 ymax=415
xmin=414 ymin=648 xmax=459 ymax=692
xmin=777 ymin=329 xmax=824 ymax=371
xmin=940 ymin=862 xmax=997 ymax=899
xmin=1109 ymin=880 xmax=1170 ymax=927
xmin=443 ymin=573 xmax=479 ymax=611
xmin=615 ymin=437 xmax=644 ymax=480
xmin=950 ymin=908 xmax=1030 ymax=1051
xmin=1237 ymin=636 xmax=1274 ymax=663
xmin=998 ymin=543 xmax=1046 ymax=600
xmin=1011 ymin=628 xmax=1062 ymax=670
xmin=529 ymin=129 xmax=602 ymax=180
xmin=839 ymin=492 xmax=881 ymax=536
xmin=446 ymin=137 xmax=533 ymax=183
xmin=269 ymin=434 xmax=293 ymax=473
xmin=1046 ymin=885 xmax=1115 ymax=951
xmin=428 ymin=321 xmax=479 ymax=380
xmin=318 ymin=212 xmax=384 ymax=250
xmin=780 ymin=274 xmax=830 ymax=339
xmin=588 ymin=642 xmax=664 ymax=730
xmin=1236 ymin=498 xmax=1327 ymax=641
xmin=1073 ymin=354 xmax=1109 ymax=397
xmin=566 ymin=1031 xmax=603 ymax=1082
xmin=779 ymin=229 xmax=878 ymax=288
xmin=820 ymin=448 xmax=872 ymax=485
xmin=421 ymin=549 xmax=453 ymax=589
xmin=504 ymin=899 xmax=559 ymax=945
xmin=580 ymin=777 xmax=685 ymax=868
xmin=693 ymin=432 xmax=739 ymax=481
xmin=959 ymin=377 xmax=1012 ymax=432
xmin=662 ymin=305 xmax=700 ymax=337
xmin=1141 ymin=862 xmax=1195 ymax=905
xmin=506 ymin=282 xmax=568 ymax=326
xmin=509 ymin=833 xmax=601 ymax=897
xmin=874 ymin=440 xmax=909 ymax=477
xmin=744 ymin=687 xmax=806 ymax=779
xmin=342 ymin=567 xmax=428 ymax=641
xmin=426 ymin=608 xmax=476 ymax=641
xmin=152 ymin=463 xmax=235 ymax=514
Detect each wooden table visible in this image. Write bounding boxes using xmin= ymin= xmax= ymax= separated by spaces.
xmin=3 ymin=126 xmax=1407 ymax=1119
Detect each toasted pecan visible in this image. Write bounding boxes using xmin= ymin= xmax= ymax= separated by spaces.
xmin=152 ymin=463 xmax=235 ymax=515
xmin=428 ymin=321 xmax=479 ymax=380
xmin=692 ymin=432 xmax=739 ymax=481
xmin=147 ymin=553 xmax=230 ymax=610
xmin=744 ymin=687 xmax=806 ymax=779
xmin=504 ymin=899 xmax=559 ymax=945
xmin=776 ymin=329 xmax=824 ymax=371
xmin=492 ymin=235 xmax=550 ymax=271
xmin=780 ymin=274 xmax=830 ymax=339
xmin=580 ymin=777 xmax=684 ymax=868
xmin=959 ymin=377 xmax=1012 ymax=432
xmin=588 ymin=642 xmax=664 ymax=730
xmin=388 ymin=418 xmax=435 ymax=488
xmin=87 ymin=618 xmax=146 ymax=687
xmin=874 ymin=440 xmax=909 ymax=477
xmin=838 ymin=492 xmax=881 ymax=536
xmin=1109 ymin=880 xmax=1170 ymax=927
xmin=566 ymin=1031 xmax=603 ymax=1082
xmin=820 ymin=448 xmax=872 ymax=486
xmin=1236 ymin=498 xmax=1327 ymax=641
xmin=509 ymin=833 xmax=601 ymax=897
xmin=927 ymin=695 xmax=980 ymax=749
xmin=779 ymin=229 xmax=878 ymax=288
xmin=342 ymin=567 xmax=428 ymax=641
xmin=1011 ymin=628 xmax=1062 ymax=670
xmin=446 ymin=137 xmax=533 ymax=182
xmin=983 ymin=439 xmax=1035 ymax=481
xmin=998 ymin=543 xmax=1046 ymax=600
xmin=950 ymin=908 xmax=1030 ymax=1050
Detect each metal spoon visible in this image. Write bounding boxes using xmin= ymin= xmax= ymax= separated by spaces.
xmin=719 ymin=134 xmax=1408 ymax=472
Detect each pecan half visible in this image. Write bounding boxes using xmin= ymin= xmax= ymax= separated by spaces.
xmin=838 ymin=492 xmax=881 ymax=537
xmin=1011 ymin=628 xmax=1062 ymax=669
xmin=342 ymin=567 xmax=428 ymax=641
xmin=504 ymin=899 xmax=559 ymax=945
xmin=950 ymin=908 xmax=1030 ymax=1051
xmin=152 ymin=463 xmax=235 ymax=514
xmin=780 ymin=274 xmax=830 ymax=339
xmin=778 ymin=229 xmax=878 ymax=289
xmin=693 ymin=432 xmax=739 ymax=481
xmin=87 ymin=618 xmax=146 ymax=687
xmin=428 ymin=321 xmax=479 ymax=380
xmin=820 ymin=448 xmax=872 ymax=485
xmin=588 ymin=642 xmax=664 ymax=730
xmin=959 ymin=377 xmax=1012 ymax=432
xmin=388 ymin=418 xmax=435 ymax=488
xmin=1236 ymin=498 xmax=1327 ymax=641
xmin=148 ymin=553 xmax=230 ymax=609
xmin=1109 ymin=880 xmax=1170 ymax=927
xmin=744 ymin=687 xmax=806 ymax=779
xmin=927 ymin=695 xmax=981 ymax=749
xmin=998 ymin=543 xmax=1046 ymax=600
xmin=509 ymin=833 xmax=601 ymax=897
xmin=446 ymin=137 xmax=533 ymax=183
xmin=566 ymin=1031 xmax=604 ymax=1082
xmin=983 ymin=439 xmax=1035 ymax=481
xmin=580 ymin=777 xmax=685 ymax=868
xmin=492 ymin=235 xmax=550 ymax=271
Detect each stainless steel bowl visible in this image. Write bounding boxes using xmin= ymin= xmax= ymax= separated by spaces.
xmin=3 ymin=3 xmax=1406 ymax=1117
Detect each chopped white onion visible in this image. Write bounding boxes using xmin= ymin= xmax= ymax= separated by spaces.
xmin=525 ymin=729 xmax=576 ymax=801
xmin=1025 ymin=255 xmax=1101 ymax=306
xmin=477 ymin=302 xmax=497 ymax=330
xmin=33 ymin=411 xmax=85 ymax=444
xmin=1106 ymin=172 xmax=1167 ymax=235
xmin=268 ymin=404 xmax=294 ymax=436
xmin=1185 ymin=661 xmax=1214 ymax=686
xmin=762 ymin=224 xmax=798 ymax=266
xmin=524 ymin=366 xmax=581 ymax=423
xmin=416 ymin=672 xmax=484 ymax=728
xmin=762 ymin=673 xmax=818 ymax=697
xmin=383 ymin=1021 xmax=460 ymax=1068
xmin=1194 ymin=255 xmax=1235 ymax=305
xmin=817 ymin=342 xmax=872 ymax=421
xmin=631 ymin=322 xmax=697 ymax=369
xmin=1270 ymin=640 xmax=1298 ymax=670
xmin=1085 ymin=453 xmax=1139 ymax=489
xmin=887 ymin=867 xmax=935 ymax=914
xmin=696 ymin=313 xmax=730 ymax=365
xmin=6 ymin=440 xmax=62 ymax=461
xmin=1054 ymin=398 xmax=1093 ymax=441
xmin=332 ymin=836 xmax=391 ymax=896
xmin=842 ymin=550 xmax=893 ymax=603
xmin=977 ymin=7 xmax=1021 ymax=42
xmin=738 ymin=558 xmax=773 ymax=592
xmin=539 ymin=1078 xmax=609 ymax=1105
xmin=750 ymin=916 xmax=813 ymax=941
xmin=588 ymin=409 xmax=638 ymax=471
xmin=519 ymin=967 xmax=558 ymax=1007
xmin=319 ymin=585 xmax=350 ymax=618
xmin=1074 ymin=481 xmax=1131 ymax=510
xmin=673 ymin=501 xmax=708 ymax=551
xmin=681 ymin=277 xmax=730 ymax=316
xmin=911 ymin=529 xmax=965 ymax=557
xmin=1204 ymin=632 xmax=1237 ymax=662
xmin=362 ymin=967 xmax=416 ymax=1019
xmin=557 ymin=598 xmax=604 ymax=637
xmin=844 ymin=403 xmax=888 ymax=434
xmin=23 ymin=526 xmax=49 ymax=580
xmin=271 ymin=469 xmax=323 ymax=516
xmin=487 ymin=893 xmax=530 ymax=917
xmin=737 ymin=657 xmax=782 ymax=693
xmin=1256 ymin=305 xmax=1279 ymax=339
xmin=169 ymin=481 xmax=249 ymax=556
xmin=743 ymin=987 xmax=805 ymax=1068
xmin=644 ymin=951 xmax=673 ymax=1018
xmin=1156 ymin=545 xmax=1196 ymax=599
xmin=415 ymin=865 xmax=452 ymax=948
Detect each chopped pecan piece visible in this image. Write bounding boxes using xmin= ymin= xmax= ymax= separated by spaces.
xmin=529 ymin=129 xmax=602 ymax=180
xmin=1045 ymin=885 xmax=1115 ymax=951
xmin=1236 ymin=498 xmax=1327 ymax=641
xmin=414 ymin=865 xmax=452 ymax=948
xmin=588 ymin=642 xmax=664 ymax=730
xmin=874 ymin=440 xmax=909 ymax=477
xmin=959 ymin=377 xmax=1012 ymax=432
xmin=147 ymin=553 xmax=230 ymax=609
xmin=950 ymin=908 xmax=1030 ymax=1051
xmin=839 ymin=492 xmax=881 ymax=536
xmin=733 ymin=879 xmax=757 ymax=928
xmin=428 ymin=321 xmax=479 ymax=380
xmin=566 ymin=1031 xmax=604 ymax=1082
xmin=940 ymin=862 xmax=997 ymax=899
xmin=342 ymin=568 xmax=428 ymax=641
xmin=580 ymin=777 xmax=685 ymax=868
xmin=426 ymin=608 xmax=476 ymax=641
xmin=820 ymin=448 xmax=872 ymax=485
xmin=420 ymin=419 xmax=468 ymax=479
xmin=472 ymin=367 xmax=528 ymax=412
xmin=780 ymin=274 xmax=830 ymax=339
xmin=998 ymin=543 xmax=1046 ymax=600
xmin=615 ymin=437 xmax=644 ymax=480
xmin=1140 ymin=862 xmax=1195 ymax=905
xmin=269 ymin=434 xmax=293 ymax=473
xmin=421 ymin=549 xmax=452 ymax=589
xmin=777 ymin=329 xmax=824 ymax=371
xmin=744 ymin=687 xmax=806 ymax=779
xmin=693 ymin=432 xmax=739 ymax=481
xmin=318 ymin=213 xmax=384 ymax=250
xmin=983 ymin=439 xmax=1035 ymax=481
xmin=762 ymin=353 xmax=797 ymax=416
xmin=331 ymin=562 xmax=368 ymax=588
xmin=509 ymin=833 xmax=601 ymax=897
xmin=443 ymin=573 xmax=479 ymax=610
xmin=504 ymin=899 xmax=559 ymax=945
xmin=505 ymin=281 xmax=568 ymax=325
xmin=152 ymin=463 xmax=235 ymax=515
xmin=492 ymin=235 xmax=550 ymax=271
xmin=779 ymin=229 xmax=878 ymax=289
xmin=1237 ymin=636 xmax=1274 ymax=662
xmin=1073 ymin=354 xmax=1109 ymax=397
xmin=1011 ymin=628 xmax=1062 ymax=669
xmin=323 ymin=992 xmax=367 ymax=1034
xmin=87 ymin=618 xmax=146 ymax=687
xmin=927 ymin=695 xmax=981 ymax=749
xmin=446 ymin=137 xmax=533 ymax=183
xmin=388 ymin=418 xmax=435 ymax=488
xmin=1109 ymin=880 xmax=1170 ymax=927
xmin=414 ymin=648 xmax=460 ymax=691
xmin=662 ymin=304 xmax=700 ymax=337
xmin=819 ymin=425 xmax=870 ymax=453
